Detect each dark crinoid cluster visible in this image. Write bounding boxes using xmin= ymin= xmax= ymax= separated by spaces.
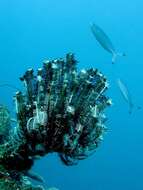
xmin=0 ymin=53 xmax=111 ymax=190
xmin=15 ymin=53 xmax=111 ymax=165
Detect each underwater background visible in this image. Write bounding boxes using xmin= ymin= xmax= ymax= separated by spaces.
xmin=0 ymin=0 xmax=142 ymax=190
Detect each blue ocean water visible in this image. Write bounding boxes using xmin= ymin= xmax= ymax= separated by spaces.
xmin=0 ymin=0 xmax=143 ymax=190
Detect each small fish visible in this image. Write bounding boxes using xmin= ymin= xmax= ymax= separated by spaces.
xmin=117 ymin=78 xmax=133 ymax=114
xmin=90 ymin=23 xmax=125 ymax=64
xmin=25 ymin=171 xmax=45 ymax=183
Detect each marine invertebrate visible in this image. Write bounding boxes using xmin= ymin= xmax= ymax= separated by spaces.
xmin=0 ymin=105 xmax=11 ymax=144
xmin=0 ymin=53 xmax=111 ymax=189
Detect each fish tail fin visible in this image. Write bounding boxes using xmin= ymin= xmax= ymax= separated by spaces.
xmin=112 ymin=52 xmax=126 ymax=64
xmin=129 ymin=103 xmax=134 ymax=114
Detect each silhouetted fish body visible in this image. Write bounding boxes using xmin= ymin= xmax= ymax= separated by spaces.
xmin=26 ymin=171 xmax=44 ymax=183
xmin=91 ymin=23 xmax=125 ymax=64
xmin=117 ymin=78 xmax=133 ymax=114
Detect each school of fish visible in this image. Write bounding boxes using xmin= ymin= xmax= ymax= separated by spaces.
xmin=90 ymin=22 xmax=139 ymax=113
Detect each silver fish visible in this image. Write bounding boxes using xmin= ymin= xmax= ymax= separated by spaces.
xmin=90 ymin=23 xmax=125 ymax=64
xmin=117 ymin=78 xmax=133 ymax=114
xmin=26 ymin=171 xmax=45 ymax=183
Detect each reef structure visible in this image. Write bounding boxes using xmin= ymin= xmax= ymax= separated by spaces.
xmin=0 ymin=105 xmax=11 ymax=144
xmin=0 ymin=53 xmax=111 ymax=190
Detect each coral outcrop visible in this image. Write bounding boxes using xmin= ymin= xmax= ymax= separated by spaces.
xmin=0 ymin=53 xmax=111 ymax=189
